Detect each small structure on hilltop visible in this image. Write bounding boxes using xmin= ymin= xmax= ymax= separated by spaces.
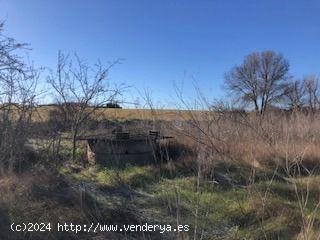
xmin=78 ymin=128 xmax=172 ymax=165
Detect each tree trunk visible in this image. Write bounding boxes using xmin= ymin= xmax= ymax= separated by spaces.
xmin=72 ymin=127 xmax=78 ymax=162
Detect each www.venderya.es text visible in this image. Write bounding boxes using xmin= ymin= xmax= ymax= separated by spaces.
xmin=11 ymin=222 xmax=189 ymax=234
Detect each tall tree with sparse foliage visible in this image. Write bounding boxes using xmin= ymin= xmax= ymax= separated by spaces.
xmin=0 ymin=22 xmax=38 ymax=173
xmin=47 ymin=51 xmax=121 ymax=161
xmin=225 ymin=50 xmax=290 ymax=114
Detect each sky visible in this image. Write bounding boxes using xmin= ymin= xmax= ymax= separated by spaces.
xmin=0 ymin=0 xmax=320 ymax=108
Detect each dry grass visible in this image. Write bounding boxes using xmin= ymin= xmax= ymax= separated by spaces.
xmin=33 ymin=105 xmax=201 ymax=122
xmin=165 ymin=110 xmax=320 ymax=239
xmin=4 ymin=106 xmax=320 ymax=239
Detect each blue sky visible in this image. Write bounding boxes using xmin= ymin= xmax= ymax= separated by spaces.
xmin=1 ymin=0 xmax=320 ymax=108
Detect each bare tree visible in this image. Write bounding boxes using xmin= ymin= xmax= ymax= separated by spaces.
xmin=283 ymin=80 xmax=305 ymax=111
xmin=303 ymin=75 xmax=319 ymax=114
xmin=225 ymin=50 xmax=290 ymax=114
xmin=0 ymin=22 xmax=27 ymax=74
xmin=0 ymin=22 xmax=38 ymax=173
xmin=47 ymin=51 xmax=122 ymax=161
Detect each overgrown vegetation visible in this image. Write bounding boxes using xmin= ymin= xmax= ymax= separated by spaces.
xmin=2 ymin=21 xmax=320 ymax=240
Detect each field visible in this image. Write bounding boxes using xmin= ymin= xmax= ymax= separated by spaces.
xmin=34 ymin=105 xmax=194 ymax=122
xmin=2 ymin=1 xmax=320 ymax=239
xmin=2 ymin=107 xmax=320 ymax=240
